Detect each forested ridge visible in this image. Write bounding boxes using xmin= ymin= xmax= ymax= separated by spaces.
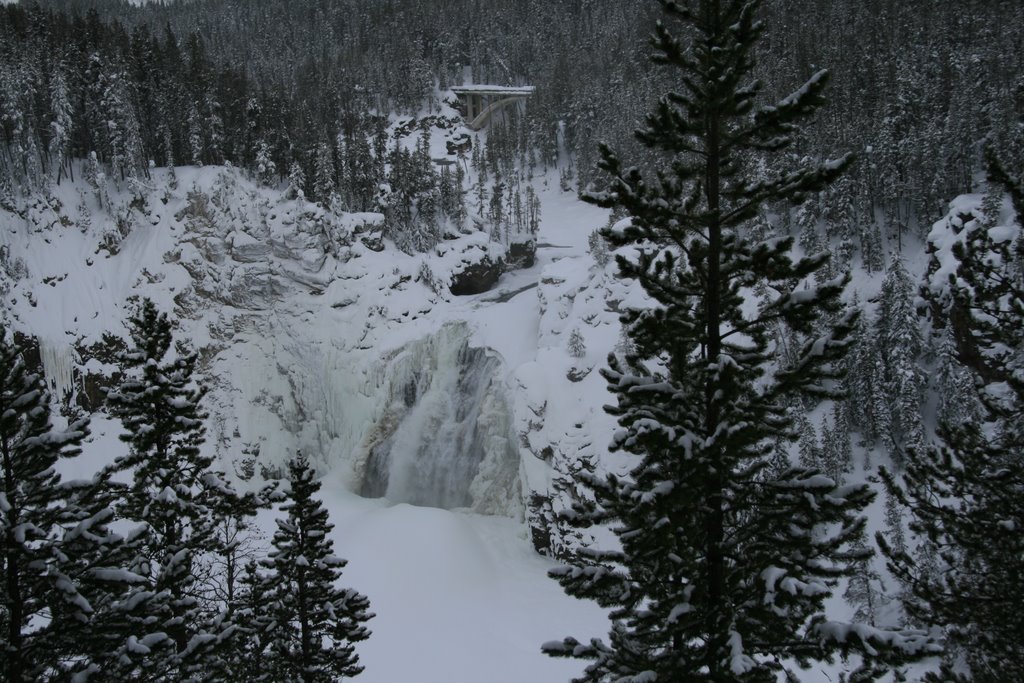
xmin=4 ymin=0 xmax=1022 ymax=227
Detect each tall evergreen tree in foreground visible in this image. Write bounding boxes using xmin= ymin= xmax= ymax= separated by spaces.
xmin=104 ymin=298 xmax=252 ymax=679
xmin=543 ymin=1 xmax=935 ymax=680
xmin=249 ymin=455 xmax=372 ymax=682
xmin=0 ymin=328 xmax=144 ymax=682
xmin=0 ymin=328 xmax=90 ymax=682
xmin=881 ymin=150 xmax=1024 ymax=681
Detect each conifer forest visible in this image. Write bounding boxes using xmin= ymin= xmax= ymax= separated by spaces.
xmin=0 ymin=0 xmax=1022 ymax=681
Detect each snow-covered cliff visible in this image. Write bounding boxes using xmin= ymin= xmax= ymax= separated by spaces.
xmin=0 ymin=161 xmax=621 ymax=521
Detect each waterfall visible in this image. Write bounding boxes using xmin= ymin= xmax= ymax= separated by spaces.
xmin=360 ymin=322 xmax=521 ymax=515
xmin=220 ymin=319 xmax=521 ymax=515
xmin=39 ymin=339 xmax=75 ymax=401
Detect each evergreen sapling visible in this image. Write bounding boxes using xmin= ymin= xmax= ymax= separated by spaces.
xmin=254 ymin=455 xmax=372 ymax=682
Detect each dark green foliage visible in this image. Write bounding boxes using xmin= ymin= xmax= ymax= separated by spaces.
xmin=874 ymin=258 xmax=925 ymax=463
xmin=0 ymin=327 xmax=90 ymax=682
xmin=104 ymin=298 xmax=254 ymax=679
xmin=0 ymin=328 xmax=149 ymax=682
xmin=1 ymin=0 xmax=1017 ymax=219
xmin=843 ymin=535 xmax=886 ymax=629
xmin=820 ymin=402 xmax=853 ymax=484
xmin=588 ymin=229 xmax=611 ymax=268
xmin=225 ymin=559 xmax=275 ymax=682
xmin=312 ymin=140 xmax=337 ymax=206
xmin=241 ymin=455 xmax=372 ymax=682
xmin=932 ymin=327 xmax=979 ymax=428
xmin=882 ymin=163 xmax=1024 ymax=680
xmin=984 ymin=81 xmax=1024 ymax=225
xmin=543 ymin=1 xmax=935 ymax=680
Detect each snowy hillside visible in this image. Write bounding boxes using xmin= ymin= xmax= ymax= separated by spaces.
xmin=4 ymin=148 xmax=983 ymax=679
xmin=0 ymin=153 xmax=633 ymax=680
xmin=0 ymin=155 xmax=615 ymax=499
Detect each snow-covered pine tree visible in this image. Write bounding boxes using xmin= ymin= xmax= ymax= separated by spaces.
xmin=453 ymin=161 xmax=469 ymax=231
xmin=817 ymin=402 xmax=853 ymax=486
xmin=224 ymin=560 xmax=274 ymax=682
xmin=881 ymin=155 xmax=1024 ymax=681
xmin=313 ymin=141 xmax=335 ymax=205
xmin=414 ymin=185 xmax=441 ymax=251
xmin=867 ymin=354 xmax=893 ymax=456
xmin=104 ymin=299 xmax=250 ymax=679
xmin=881 ymin=489 xmax=906 ymax=558
xmin=255 ymin=140 xmax=278 ymax=186
xmin=587 ymin=228 xmax=611 ymax=268
xmin=798 ymin=414 xmax=821 ymax=470
xmin=257 ymin=455 xmax=372 ymax=682
xmin=526 ymin=183 xmax=541 ymax=235
xmin=51 ymin=468 xmax=160 ymax=681
xmin=0 ymin=67 xmax=26 ymax=186
xmin=48 ymin=67 xmax=73 ymax=184
xmin=529 ymin=455 xmax=599 ymax=562
xmin=932 ymin=326 xmax=978 ymax=427
xmin=985 ymin=93 xmax=1024 ymax=225
xmin=204 ymin=92 xmax=225 ymax=165
xmin=84 ymin=150 xmax=108 ymax=208
xmin=438 ymin=164 xmax=457 ymax=228
xmin=100 ymin=67 xmax=146 ymax=182
xmin=860 ymin=211 xmax=885 ymax=275
xmin=75 ymin=191 xmax=92 ymax=233
xmin=819 ymin=421 xmax=840 ymax=484
xmin=797 ymin=200 xmax=823 ymax=256
xmin=543 ymin=1 xmax=933 ymax=679
xmin=288 ymin=160 xmax=307 ymax=199
xmin=0 ymin=328 xmax=85 ymax=682
xmin=824 ymin=178 xmax=857 ymax=243
xmin=344 ymin=131 xmax=377 ymax=212
xmin=188 ymin=101 xmax=204 ymax=166
xmin=567 ymin=328 xmax=587 ymax=359
xmin=489 ymin=176 xmax=505 ymax=233
xmin=843 ymin=535 xmax=886 ymax=628
xmin=160 ymin=122 xmax=177 ymax=188
xmin=875 ymin=257 xmax=925 ymax=464
xmin=832 ymin=401 xmax=853 ymax=475
xmin=21 ymin=127 xmax=45 ymax=193
xmin=978 ymin=182 xmax=1003 ymax=228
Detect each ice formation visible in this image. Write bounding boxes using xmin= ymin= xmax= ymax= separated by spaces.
xmin=360 ymin=322 xmax=520 ymax=514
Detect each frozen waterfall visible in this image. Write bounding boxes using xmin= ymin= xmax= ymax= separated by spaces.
xmin=360 ymin=322 xmax=521 ymax=515
xmin=40 ymin=340 xmax=75 ymax=402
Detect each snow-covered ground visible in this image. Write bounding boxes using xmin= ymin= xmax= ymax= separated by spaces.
xmin=319 ymin=487 xmax=604 ymax=683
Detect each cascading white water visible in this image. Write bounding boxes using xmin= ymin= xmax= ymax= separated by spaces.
xmin=359 ymin=322 xmax=521 ymax=515
xmin=213 ymin=314 xmax=522 ymax=516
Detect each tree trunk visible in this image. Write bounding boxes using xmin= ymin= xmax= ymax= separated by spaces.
xmin=702 ymin=2 xmax=726 ymax=678
xmin=298 ymin=575 xmax=312 ymax=683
